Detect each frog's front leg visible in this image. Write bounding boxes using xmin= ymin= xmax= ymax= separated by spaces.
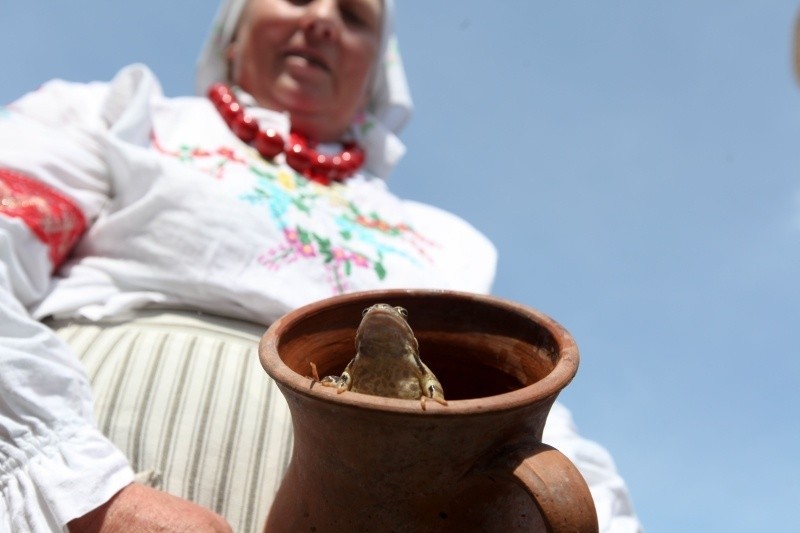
xmin=311 ymin=363 xmax=353 ymax=394
xmin=320 ymin=372 xmax=352 ymax=394
xmin=421 ymin=371 xmax=448 ymax=408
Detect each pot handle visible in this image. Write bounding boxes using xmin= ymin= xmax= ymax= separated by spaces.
xmin=509 ymin=443 xmax=599 ymax=533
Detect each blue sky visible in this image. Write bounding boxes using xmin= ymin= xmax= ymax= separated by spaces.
xmin=2 ymin=1 xmax=799 ymax=531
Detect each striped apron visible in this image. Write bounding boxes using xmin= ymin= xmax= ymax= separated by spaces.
xmin=48 ymin=311 xmax=293 ymax=533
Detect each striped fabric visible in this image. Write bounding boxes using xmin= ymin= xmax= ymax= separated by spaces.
xmin=47 ymin=311 xmax=293 ymax=533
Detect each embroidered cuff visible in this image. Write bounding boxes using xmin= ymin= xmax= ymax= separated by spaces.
xmin=0 ymin=168 xmax=87 ymax=269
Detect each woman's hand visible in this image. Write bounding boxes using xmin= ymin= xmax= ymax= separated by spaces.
xmin=68 ymin=482 xmax=232 ymax=533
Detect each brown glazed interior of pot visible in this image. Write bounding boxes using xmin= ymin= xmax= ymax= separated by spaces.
xmin=275 ymin=292 xmax=563 ymax=401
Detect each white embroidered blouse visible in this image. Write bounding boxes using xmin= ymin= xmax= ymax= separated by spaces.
xmin=0 ymin=65 xmax=640 ymax=532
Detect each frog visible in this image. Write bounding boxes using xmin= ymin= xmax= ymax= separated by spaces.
xmin=311 ymin=303 xmax=447 ymax=410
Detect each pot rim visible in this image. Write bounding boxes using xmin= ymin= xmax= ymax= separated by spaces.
xmin=258 ymin=289 xmax=580 ymax=416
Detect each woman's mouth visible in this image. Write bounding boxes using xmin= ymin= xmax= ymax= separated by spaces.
xmin=283 ymin=48 xmax=330 ymax=72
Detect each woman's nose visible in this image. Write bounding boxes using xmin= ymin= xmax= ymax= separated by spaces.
xmin=301 ymin=0 xmax=339 ymax=41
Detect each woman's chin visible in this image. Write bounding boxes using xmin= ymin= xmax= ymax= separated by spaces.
xmin=249 ymin=81 xmax=346 ymax=141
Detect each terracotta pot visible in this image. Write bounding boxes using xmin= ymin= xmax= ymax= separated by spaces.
xmin=259 ymin=289 xmax=598 ymax=532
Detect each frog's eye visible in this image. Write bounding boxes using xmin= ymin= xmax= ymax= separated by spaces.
xmin=395 ymin=306 xmax=408 ymax=317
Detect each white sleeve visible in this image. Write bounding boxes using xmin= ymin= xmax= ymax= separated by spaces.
xmin=543 ymin=402 xmax=643 ymax=532
xmin=0 ymin=80 xmax=134 ymax=530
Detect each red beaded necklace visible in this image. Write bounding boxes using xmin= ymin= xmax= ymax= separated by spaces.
xmin=207 ymin=83 xmax=365 ymax=185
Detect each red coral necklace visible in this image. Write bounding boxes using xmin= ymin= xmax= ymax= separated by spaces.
xmin=207 ymin=83 xmax=365 ymax=185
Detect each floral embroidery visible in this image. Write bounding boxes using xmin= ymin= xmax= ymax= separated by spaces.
xmin=153 ymin=134 xmax=438 ymax=294
xmin=241 ymin=168 xmax=435 ymax=293
xmin=151 ymin=133 xmax=246 ymax=179
xmin=352 ymin=111 xmax=376 ymax=137
xmin=0 ymin=168 xmax=87 ymax=270
xmin=256 ymin=225 xmax=384 ymax=293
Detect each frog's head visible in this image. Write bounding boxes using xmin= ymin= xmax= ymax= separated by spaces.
xmin=355 ymin=303 xmax=418 ymax=358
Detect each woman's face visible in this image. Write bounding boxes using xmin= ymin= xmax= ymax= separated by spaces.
xmin=229 ymin=0 xmax=383 ymax=142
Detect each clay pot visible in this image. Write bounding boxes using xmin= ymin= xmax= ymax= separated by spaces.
xmin=259 ymin=289 xmax=598 ymax=532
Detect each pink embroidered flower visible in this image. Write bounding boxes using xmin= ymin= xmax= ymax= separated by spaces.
xmin=284 ymin=228 xmax=299 ymax=243
xmin=298 ymin=243 xmax=316 ymax=257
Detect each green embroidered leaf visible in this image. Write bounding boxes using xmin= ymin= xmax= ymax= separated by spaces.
xmin=250 ymin=166 xmax=281 ymax=183
xmin=253 ymin=187 xmax=271 ymax=200
xmin=360 ymin=121 xmax=375 ymax=136
xmin=344 ymin=260 xmax=352 ymax=276
xmin=374 ymin=262 xmax=386 ymax=280
xmin=340 ymin=230 xmax=352 ymax=240
xmin=298 ymin=228 xmax=311 ymax=244
xmin=317 ymin=237 xmax=333 ymax=262
xmin=314 ymin=234 xmax=331 ymax=248
xmin=290 ymin=196 xmax=312 ymax=214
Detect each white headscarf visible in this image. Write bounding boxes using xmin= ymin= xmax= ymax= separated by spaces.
xmin=195 ymin=0 xmax=413 ymax=179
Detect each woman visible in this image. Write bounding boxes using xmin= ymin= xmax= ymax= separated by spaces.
xmin=0 ymin=1 xmax=638 ymax=531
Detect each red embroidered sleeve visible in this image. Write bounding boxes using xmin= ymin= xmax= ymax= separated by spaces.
xmin=0 ymin=168 xmax=87 ymax=270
